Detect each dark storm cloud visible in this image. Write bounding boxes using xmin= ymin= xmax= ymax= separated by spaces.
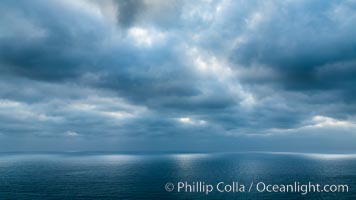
xmin=0 ymin=0 xmax=105 ymax=81
xmin=114 ymin=0 xmax=184 ymax=28
xmin=0 ymin=0 xmax=200 ymax=101
xmin=0 ymin=0 xmax=355 ymax=152
xmin=225 ymin=0 xmax=356 ymax=92
xmin=115 ymin=0 xmax=144 ymax=27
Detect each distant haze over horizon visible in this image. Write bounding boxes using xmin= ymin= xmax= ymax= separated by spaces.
xmin=0 ymin=0 xmax=356 ymax=152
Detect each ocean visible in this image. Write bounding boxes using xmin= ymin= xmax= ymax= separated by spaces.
xmin=0 ymin=152 xmax=355 ymax=199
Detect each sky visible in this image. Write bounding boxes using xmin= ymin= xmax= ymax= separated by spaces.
xmin=0 ymin=0 xmax=356 ymax=152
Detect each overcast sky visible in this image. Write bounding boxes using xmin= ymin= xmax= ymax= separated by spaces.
xmin=0 ymin=0 xmax=356 ymax=152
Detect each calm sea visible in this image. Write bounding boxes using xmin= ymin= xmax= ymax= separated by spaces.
xmin=0 ymin=152 xmax=355 ymax=199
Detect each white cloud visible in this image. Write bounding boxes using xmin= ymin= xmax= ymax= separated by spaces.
xmin=128 ymin=26 xmax=166 ymax=47
xmin=266 ymin=115 xmax=356 ymax=136
xmin=309 ymin=115 xmax=354 ymax=128
xmin=64 ymin=131 xmax=79 ymax=137
xmin=178 ymin=117 xmax=206 ymax=126
xmin=0 ymin=99 xmax=62 ymax=122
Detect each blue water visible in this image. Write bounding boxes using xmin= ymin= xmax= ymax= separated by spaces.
xmin=0 ymin=152 xmax=355 ymax=199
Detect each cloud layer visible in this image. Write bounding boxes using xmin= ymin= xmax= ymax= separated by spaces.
xmin=0 ymin=0 xmax=356 ymax=152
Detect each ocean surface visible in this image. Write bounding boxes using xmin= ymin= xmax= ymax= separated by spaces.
xmin=0 ymin=152 xmax=355 ymax=200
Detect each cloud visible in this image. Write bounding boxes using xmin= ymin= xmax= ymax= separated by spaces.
xmin=64 ymin=131 xmax=79 ymax=137
xmin=0 ymin=0 xmax=355 ymax=152
xmin=225 ymin=0 xmax=356 ymax=92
